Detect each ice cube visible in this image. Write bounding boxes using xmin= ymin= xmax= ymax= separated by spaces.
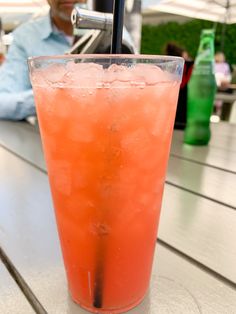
xmin=45 ymin=64 xmax=67 ymax=85
xmin=31 ymin=69 xmax=47 ymax=87
xmin=131 ymin=64 xmax=171 ymax=86
xmin=66 ymin=62 xmax=103 ymax=88
xmin=104 ymin=64 xmax=133 ymax=83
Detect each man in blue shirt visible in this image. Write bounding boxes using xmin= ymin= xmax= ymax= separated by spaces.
xmin=0 ymin=0 xmax=87 ymax=120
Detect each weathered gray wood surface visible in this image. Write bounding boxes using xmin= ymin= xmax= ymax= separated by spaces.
xmin=167 ymin=155 xmax=236 ymax=208
xmin=160 ymin=184 xmax=236 ymax=283
xmin=0 ymin=120 xmax=45 ymax=170
xmin=0 ymin=261 xmax=34 ymax=313
xmin=171 ymin=131 xmax=236 ymax=173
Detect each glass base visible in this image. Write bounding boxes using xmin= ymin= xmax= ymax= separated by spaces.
xmin=68 ymin=277 xmax=201 ymax=313
xmin=71 ymin=294 xmax=146 ymax=314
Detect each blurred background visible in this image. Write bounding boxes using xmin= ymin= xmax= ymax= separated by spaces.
xmin=1 ymin=1 xmax=236 ymax=64
xmin=1 ymin=1 xmax=236 ymax=124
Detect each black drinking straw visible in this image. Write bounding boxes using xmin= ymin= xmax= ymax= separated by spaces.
xmin=93 ymin=0 xmax=126 ymax=309
xmin=111 ymin=0 xmax=126 ymax=54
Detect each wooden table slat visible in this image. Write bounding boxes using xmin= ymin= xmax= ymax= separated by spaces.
xmin=167 ymin=155 xmax=236 ymax=209
xmin=0 ymin=261 xmax=34 ymax=314
xmin=160 ymin=184 xmax=236 ymax=284
xmin=211 ymin=121 xmax=236 ymax=137
xmin=171 ymin=132 xmax=236 ymax=173
xmin=0 ymin=121 xmax=46 ymax=171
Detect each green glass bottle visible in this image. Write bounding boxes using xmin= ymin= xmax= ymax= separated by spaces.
xmin=184 ymin=29 xmax=216 ymax=145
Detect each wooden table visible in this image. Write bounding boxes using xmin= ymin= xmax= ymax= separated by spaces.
xmin=0 ymin=120 xmax=236 ymax=313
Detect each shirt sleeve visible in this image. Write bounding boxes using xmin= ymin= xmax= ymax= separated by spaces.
xmin=0 ymin=90 xmax=35 ymax=120
xmin=0 ymin=29 xmax=36 ymax=120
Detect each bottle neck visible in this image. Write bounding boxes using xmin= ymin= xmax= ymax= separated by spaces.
xmin=195 ymin=35 xmax=215 ymax=65
xmin=192 ymin=33 xmax=216 ymax=77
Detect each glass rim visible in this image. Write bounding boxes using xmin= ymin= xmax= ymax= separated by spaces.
xmin=28 ymin=54 xmax=184 ymax=64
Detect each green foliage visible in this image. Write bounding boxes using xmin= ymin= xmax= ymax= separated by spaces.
xmin=141 ymin=19 xmax=236 ymax=65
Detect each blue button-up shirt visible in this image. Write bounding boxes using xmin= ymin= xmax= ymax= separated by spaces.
xmin=0 ymin=13 xmax=71 ymax=120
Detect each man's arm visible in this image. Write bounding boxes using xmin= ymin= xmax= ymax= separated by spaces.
xmin=0 ymin=90 xmax=35 ymax=120
xmin=0 ymin=30 xmax=36 ymax=120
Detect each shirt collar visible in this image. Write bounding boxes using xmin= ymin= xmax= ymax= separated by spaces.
xmin=39 ymin=12 xmax=54 ymax=40
xmin=39 ymin=11 xmax=73 ymax=45
xmin=38 ymin=11 xmax=92 ymax=46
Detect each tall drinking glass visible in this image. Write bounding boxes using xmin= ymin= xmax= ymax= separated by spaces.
xmin=28 ymin=55 xmax=184 ymax=314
